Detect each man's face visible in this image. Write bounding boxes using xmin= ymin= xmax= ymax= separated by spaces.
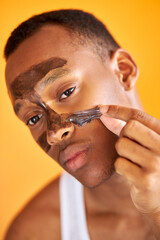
xmin=5 ymin=25 xmax=132 ymax=187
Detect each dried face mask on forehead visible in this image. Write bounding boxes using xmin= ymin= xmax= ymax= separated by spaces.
xmin=10 ymin=58 xmax=67 ymax=100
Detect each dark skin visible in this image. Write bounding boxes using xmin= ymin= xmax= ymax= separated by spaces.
xmin=100 ymin=105 xmax=160 ymax=239
xmin=4 ymin=24 xmax=160 ymax=239
xmin=12 ymin=58 xmax=71 ymax=153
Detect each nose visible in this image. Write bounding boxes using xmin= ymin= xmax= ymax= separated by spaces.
xmin=47 ymin=125 xmax=74 ymax=145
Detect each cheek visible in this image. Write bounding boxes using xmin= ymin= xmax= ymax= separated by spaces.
xmin=84 ymin=119 xmax=118 ymax=169
xmin=74 ymin=76 xmax=126 ymax=109
xmin=31 ymin=129 xmax=59 ymax=162
xmin=30 ymin=127 xmax=51 ymax=154
xmin=30 ymin=128 xmax=60 ymax=161
xmin=91 ymin=80 xmax=127 ymax=106
xmin=93 ymin=121 xmax=118 ymax=153
xmin=29 ymin=118 xmax=51 ymax=153
xmin=36 ymin=131 xmax=51 ymax=152
xmin=79 ymin=119 xmax=118 ymax=158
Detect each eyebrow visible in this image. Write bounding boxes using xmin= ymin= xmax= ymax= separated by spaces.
xmin=37 ymin=68 xmax=70 ymax=90
xmin=10 ymin=57 xmax=67 ymax=100
xmin=14 ymin=68 xmax=70 ymax=115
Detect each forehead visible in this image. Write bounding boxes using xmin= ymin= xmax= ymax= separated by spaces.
xmin=5 ymin=24 xmax=110 ymax=103
xmin=5 ymin=25 xmax=76 ymax=86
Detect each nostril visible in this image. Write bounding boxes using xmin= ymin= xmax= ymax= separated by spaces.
xmin=62 ymin=131 xmax=69 ymax=139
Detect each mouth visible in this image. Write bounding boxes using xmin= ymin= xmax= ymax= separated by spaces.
xmin=59 ymin=143 xmax=90 ymax=172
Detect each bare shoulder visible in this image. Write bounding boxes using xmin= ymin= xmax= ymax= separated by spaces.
xmin=4 ymin=175 xmax=61 ymax=240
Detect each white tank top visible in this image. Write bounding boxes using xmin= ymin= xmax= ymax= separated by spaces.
xmin=60 ymin=172 xmax=90 ymax=240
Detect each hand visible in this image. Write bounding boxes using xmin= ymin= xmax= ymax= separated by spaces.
xmin=100 ymin=105 xmax=160 ymax=215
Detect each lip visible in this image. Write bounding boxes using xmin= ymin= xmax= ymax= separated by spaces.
xmin=59 ymin=143 xmax=90 ymax=172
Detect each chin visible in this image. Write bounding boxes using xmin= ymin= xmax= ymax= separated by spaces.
xmin=75 ymin=165 xmax=115 ymax=188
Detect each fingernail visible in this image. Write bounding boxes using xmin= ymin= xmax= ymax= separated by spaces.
xmin=100 ymin=105 xmax=109 ymax=114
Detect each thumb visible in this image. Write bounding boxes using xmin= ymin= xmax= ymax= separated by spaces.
xmin=100 ymin=115 xmax=126 ymax=136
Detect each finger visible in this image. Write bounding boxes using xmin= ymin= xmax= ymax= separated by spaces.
xmin=100 ymin=105 xmax=160 ymax=134
xmin=100 ymin=115 xmax=126 ymax=136
xmin=115 ymin=157 xmax=144 ymax=188
xmin=116 ymin=137 xmax=160 ymax=172
xmin=121 ymin=120 xmax=160 ymax=155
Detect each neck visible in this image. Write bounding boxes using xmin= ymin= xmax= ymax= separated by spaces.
xmin=84 ymin=172 xmax=137 ymax=216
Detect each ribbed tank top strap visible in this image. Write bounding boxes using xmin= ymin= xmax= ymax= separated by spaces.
xmin=60 ymin=171 xmax=90 ymax=240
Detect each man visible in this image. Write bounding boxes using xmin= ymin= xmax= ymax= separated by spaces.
xmin=4 ymin=9 xmax=160 ymax=239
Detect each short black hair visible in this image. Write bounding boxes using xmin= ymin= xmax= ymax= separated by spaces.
xmin=4 ymin=9 xmax=120 ymax=60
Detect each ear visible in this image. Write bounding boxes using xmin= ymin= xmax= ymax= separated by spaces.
xmin=110 ymin=49 xmax=139 ymax=90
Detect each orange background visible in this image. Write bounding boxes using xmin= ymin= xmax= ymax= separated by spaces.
xmin=0 ymin=0 xmax=160 ymax=239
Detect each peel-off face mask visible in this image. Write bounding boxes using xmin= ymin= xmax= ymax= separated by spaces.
xmin=36 ymin=104 xmax=73 ymax=153
xmin=36 ymin=106 xmax=102 ymax=154
xmin=45 ymin=106 xmax=72 ymax=132
xmin=68 ymin=107 xmax=102 ymax=126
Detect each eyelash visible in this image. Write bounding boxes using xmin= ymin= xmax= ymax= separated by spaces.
xmin=27 ymin=114 xmax=42 ymax=126
xmin=59 ymin=87 xmax=75 ymax=101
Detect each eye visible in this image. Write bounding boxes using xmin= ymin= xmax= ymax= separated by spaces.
xmin=59 ymin=87 xmax=75 ymax=100
xmin=27 ymin=114 xmax=42 ymax=126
